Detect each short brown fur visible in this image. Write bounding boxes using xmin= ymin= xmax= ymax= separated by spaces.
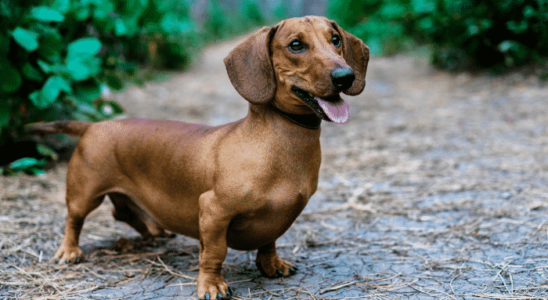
xmin=31 ymin=16 xmax=369 ymax=299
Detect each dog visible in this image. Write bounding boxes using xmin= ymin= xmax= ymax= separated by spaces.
xmin=29 ymin=16 xmax=369 ymax=300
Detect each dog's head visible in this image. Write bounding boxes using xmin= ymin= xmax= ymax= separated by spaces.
xmin=224 ymin=16 xmax=369 ymax=124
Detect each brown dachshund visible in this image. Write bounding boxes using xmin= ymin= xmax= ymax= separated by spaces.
xmin=29 ymin=16 xmax=369 ymax=299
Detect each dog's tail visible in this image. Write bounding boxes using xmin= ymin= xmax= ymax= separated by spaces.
xmin=26 ymin=120 xmax=91 ymax=137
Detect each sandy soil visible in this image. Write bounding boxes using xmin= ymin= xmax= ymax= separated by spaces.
xmin=1 ymin=35 xmax=548 ymax=299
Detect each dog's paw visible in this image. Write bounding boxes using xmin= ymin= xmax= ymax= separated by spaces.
xmin=197 ymin=274 xmax=233 ymax=300
xmin=256 ymin=255 xmax=297 ymax=278
xmin=52 ymin=245 xmax=83 ymax=265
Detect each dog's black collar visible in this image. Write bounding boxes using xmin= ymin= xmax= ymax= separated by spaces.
xmin=268 ymin=103 xmax=322 ymax=130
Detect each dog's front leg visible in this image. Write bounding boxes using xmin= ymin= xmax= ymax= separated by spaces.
xmin=197 ymin=190 xmax=234 ymax=300
xmin=255 ymin=241 xmax=298 ymax=278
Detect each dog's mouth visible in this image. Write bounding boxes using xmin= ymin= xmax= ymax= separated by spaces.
xmin=291 ymin=86 xmax=349 ymax=124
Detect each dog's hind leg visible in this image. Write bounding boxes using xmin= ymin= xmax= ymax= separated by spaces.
xmin=53 ymin=192 xmax=105 ymax=265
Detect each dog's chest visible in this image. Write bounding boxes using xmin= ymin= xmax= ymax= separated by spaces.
xmin=226 ymin=183 xmax=311 ymax=250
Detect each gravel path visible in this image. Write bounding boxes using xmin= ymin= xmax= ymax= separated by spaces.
xmin=1 ymin=36 xmax=548 ymax=299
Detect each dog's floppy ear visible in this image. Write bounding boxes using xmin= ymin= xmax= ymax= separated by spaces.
xmin=331 ymin=21 xmax=370 ymax=96
xmin=224 ymin=26 xmax=278 ymax=104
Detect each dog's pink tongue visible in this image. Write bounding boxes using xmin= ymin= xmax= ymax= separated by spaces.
xmin=316 ymin=97 xmax=349 ymax=124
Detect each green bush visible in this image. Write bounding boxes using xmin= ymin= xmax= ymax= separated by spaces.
xmin=115 ymin=0 xmax=200 ymax=69
xmin=328 ymin=0 xmax=548 ymax=72
xmin=410 ymin=0 xmax=548 ymax=71
xmin=0 ymin=0 xmax=198 ymax=168
xmin=1 ymin=0 xmax=278 ymax=173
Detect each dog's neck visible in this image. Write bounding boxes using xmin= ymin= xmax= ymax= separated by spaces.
xmin=244 ymin=104 xmax=322 ymax=139
xmin=241 ymin=103 xmax=321 ymax=166
xmin=266 ymin=103 xmax=322 ymax=130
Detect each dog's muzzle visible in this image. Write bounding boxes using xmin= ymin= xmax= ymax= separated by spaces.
xmin=291 ymin=86 xmax=349 ymax=124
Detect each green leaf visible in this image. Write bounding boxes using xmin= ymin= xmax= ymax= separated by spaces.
xmin=66 ymin=59 xmax=90 ymax=81
xmin=31 ymin=6 xmax=65 ymax=22
xmin=37 ymin=144 xmax=59 ymax=160
xmin=75 ymin=6 xmax=90 ymax=20
xmin=29 ymin=91 xmax=41 ymax=106
xmin=66 ymin=57 xmax=101 ymax=81
xmin=498 ymin=40 xmax=529 ymax=66
xmin=37 ymin=60 xmax=53 ymax=73
xmin=64 ymin=39 xmax=102 ymax=81
xmin=22 ymin=63 xmax=44 ymax=81
xmin=67 ymin=38 xmax=102 ymax=60
xmin=30 ymin=91 xmax=55 ymax=109
xmin=467 ymin=24 xmax=479 ymax=36
xmin=105 ymin=74 xmax=123 ymax=90
xmin=47 ymin=75 xmax=72 ymax=92
xmin=498 ymin=40 xmax=517 ymax=53
xmin=65 ymin=39 xmax=102 ymax=81
xmin=28 ymin=167 xmax=47 ymax=176
xmin=0 ymin=62 xmax=22 ymax=93
xmin=115 ymin=18 xmax=128 ymax=36
xmin=507 ymin=20 xmax=528 ymax=34
xmin=9 ymin=157 xmax=46 ymax=171
xmin=30 ymin=76 xmax=72 ymax=109
xmin=523 ymin=5 xmax=535 ymax=18
xmin=76 ymin=102 xmax=103 ymax=121
xmin=418 ymin=17 xmax=434 ymax=32
xmin=12 ymin=27 xmax=39 ymax=51
xmin=89 ymin=0 xmax=115 ymax=19
xmin=42 ymin=75 xmax=71 ymax=102
xmin=51 ymin=0 xmax=71 ymax=13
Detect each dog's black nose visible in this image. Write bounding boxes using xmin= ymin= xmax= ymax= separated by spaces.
xmin=331 ymin=67 xmax=355 ymax=91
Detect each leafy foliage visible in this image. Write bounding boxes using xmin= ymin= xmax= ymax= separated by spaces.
xmin=0 ymin=0 xmax=198 ymax=168
xmin=1 ymin=0 xmax=279 ymax=173
xmin=328 ymin=0 xmax=548 ymax=71
xmin=412 ymin=0 xmax=548 ymax=71
xmin=2 ymin=156 xmax=47 ymax=176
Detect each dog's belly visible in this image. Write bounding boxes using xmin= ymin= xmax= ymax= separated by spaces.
xmin=110 ymin=168 xmax=207 ymax=240
xmin=122 ymin=186 xmax=202 ymax=239
xmin=150 ymin=205 xmax=201 ymax=239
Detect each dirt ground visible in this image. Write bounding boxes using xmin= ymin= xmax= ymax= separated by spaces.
xmin=2 ymin=35 xmax=548 ymax=299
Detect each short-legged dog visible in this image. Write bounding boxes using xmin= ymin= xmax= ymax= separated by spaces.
xmin=30 ymin=16 xmax=369 ymax=300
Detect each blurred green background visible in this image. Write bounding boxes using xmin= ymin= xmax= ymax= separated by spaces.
xmin=1 ymin=0 xmax=547 ymax=174
xmin=328 ymin=0 xmax=548 ymax=72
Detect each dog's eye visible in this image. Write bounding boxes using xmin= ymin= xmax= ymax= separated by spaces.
xmin=288 ymin=40 xmax=305 ymax=53
xmin=332 ymin=35 xmax=341 ymax=48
